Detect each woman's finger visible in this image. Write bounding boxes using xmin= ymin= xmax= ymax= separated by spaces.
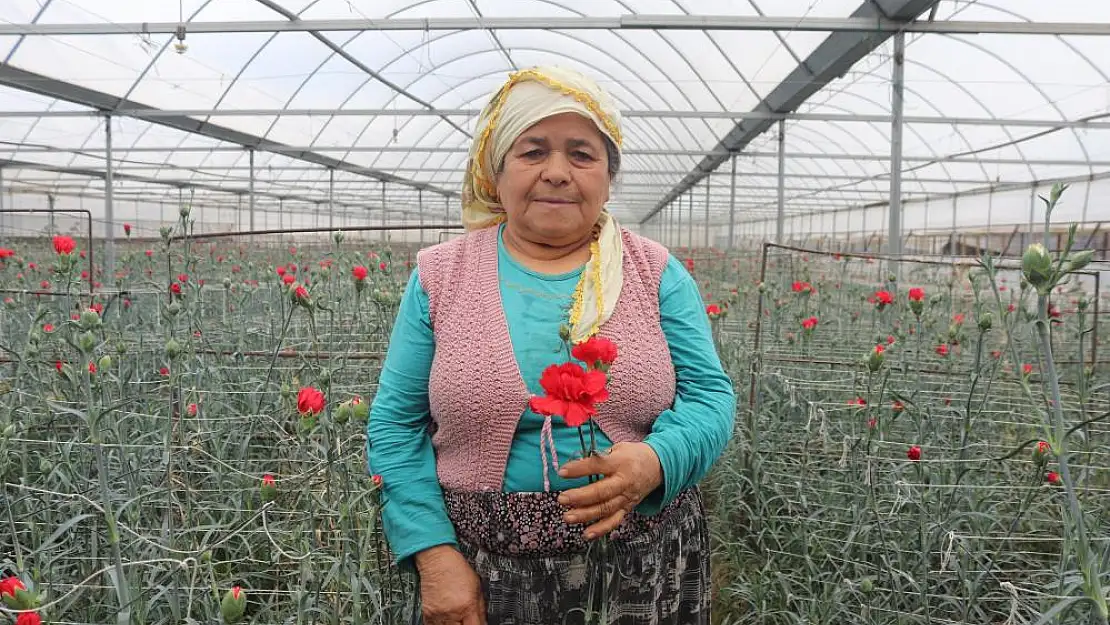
xmin=563 ymin=493 xmax=631 ymax=525
xmin=558 ymin=474 xmax=625 ymax=508
xmin=583 ymin=508 xmax=627 ymax=540
xmin=557 ymin=454 xmax=608 ymax=479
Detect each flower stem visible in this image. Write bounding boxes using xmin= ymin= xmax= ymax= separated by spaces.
xmin=1034 ymin=295 xmax=1108 ymax=623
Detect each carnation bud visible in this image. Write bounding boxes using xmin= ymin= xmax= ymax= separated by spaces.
xmin=977 ymin=313 xmax=992 ymax=331
xmin=223 ymin=277 xmax=232 ymax=290
xmin=1032 ymin=440 xmax=1051 ymax=464
xmin=859 ymin=578 xmax=874 ymax=593
xmin=867 ymin=346 xmax=885 ymax=373
xmin=220 ymin=586 xmax=246 ymax=624
xmin=333 ymin=231 xmax=345 ymax=244
xmin=165 ymin=302 xmax=182 ymax=318
xmin=334 ymin=401 xmax=351 ymax=424
xmin=179 ymin=204 xmax=191 ymax=219
xmin=116 ymin=342 xmax=128 ymax=355
xmin=165 ymin=338 xmax=182 ymax=360
xmin=77 ymin=331 xmax=97 ymax=353
xmin=281 ymin=383 xmax=292 ymax=400
xmin=1078 ymin=296 xmax=1089 ymax=311
xmin=1064 ymin=249 xmax=1094 ymax=274
xmin=558 ymin=324 xmax=571 ymax=342
xmin=79 ymin=309 xmax=102 ymax=329
xmin=350 ymin=396 xmax=369 ymax=423
xmin=98 ymin=355 xmax=112 ymax=370
xmin=1021 ymin=243 xmax=1054 ymax=293
xmin=260 ymin=474 xmax=277 ymax=502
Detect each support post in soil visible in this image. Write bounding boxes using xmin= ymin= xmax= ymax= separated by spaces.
xmin=104 ymin=114 xmax=117 ymax=276
xmin=776 ymin=119 xmax=786 ymax=244
xmin=727 ymin=153 xmax=737 ymax=249
xmin=888 ymin=31 xmax=905 ymax=278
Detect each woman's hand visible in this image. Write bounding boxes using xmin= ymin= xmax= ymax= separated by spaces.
xmin=415 ymin=545 xmax=486 ymax=625
xmin=556 ymin=441 xmax=663 ymax=539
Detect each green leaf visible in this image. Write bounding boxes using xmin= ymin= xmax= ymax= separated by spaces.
xmin=1030 ymin=596 xmax=1090 ymax=625
xmin=29 ymin=513 xmax=95 ymax=556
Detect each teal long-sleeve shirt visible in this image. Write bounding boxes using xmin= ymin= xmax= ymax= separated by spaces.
xmin=367 ymin=225 xmax=736 ymax=566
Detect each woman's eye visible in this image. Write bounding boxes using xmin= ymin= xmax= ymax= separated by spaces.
xmin=522 ymin=149 xmax=544 ymax=158
xmin=572 ymin=151 xmax=595 ymax=161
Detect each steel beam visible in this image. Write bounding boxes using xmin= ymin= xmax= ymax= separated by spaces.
xmin=727 ymin=155 xmax=737 ymax=249
xmin=4 ymin=108 xmax=1105 ymax=131
xmin=0 ymin=65 xmax=451 ymax=197
xmin=889 ymin=32 xmax=906 ymax=271
xmin=641 ymin=0 xmax=941 ymax=224
xmin=1 ymin=16 xmax=1105 ymax=37
xmin=775 ymin=120 xmax=785 ymax=243
xmin=104 ymin=115 xmax=115 ymax=275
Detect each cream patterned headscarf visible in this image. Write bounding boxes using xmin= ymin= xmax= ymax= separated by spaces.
xmin=462 ymin=66 xmax=625 ymax=343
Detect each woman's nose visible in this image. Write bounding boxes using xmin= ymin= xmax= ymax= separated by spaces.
xmin=541 ymin=151 xmax=572 ymax=185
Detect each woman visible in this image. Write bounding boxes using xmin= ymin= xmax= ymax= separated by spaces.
xmin=367 ymin=65 xmax=735 ymax=625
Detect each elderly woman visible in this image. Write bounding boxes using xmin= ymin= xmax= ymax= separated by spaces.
xmin=367 ymin=66 xmax=735 ymax=625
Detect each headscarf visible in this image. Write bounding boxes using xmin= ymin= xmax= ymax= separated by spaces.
xmin=461 ymin=66 xmax=625 ymax=343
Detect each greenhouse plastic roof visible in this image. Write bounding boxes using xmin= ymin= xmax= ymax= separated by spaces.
xmin=0 ymin=0 xmax=1108 ymax=228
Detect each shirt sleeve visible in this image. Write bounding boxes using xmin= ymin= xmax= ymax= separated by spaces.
xmin=366 ymin=268 xmax=458 ymax=567
xmin=638 ymin=255 xmax=736 ymax=514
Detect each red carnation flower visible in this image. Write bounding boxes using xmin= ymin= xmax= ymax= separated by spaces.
xmin=528 ymin=362 xmax=609 ymax=428
xmin=801 ymin=316 xmax=818 ymax=330
xmin=352 ymin=265 xmax=368 ymax=281
xmin=16 ymin=611 xmax=41 ymax=625
xmin=571 ymin=336 xmax=618 ymax=370
xmin=52 ymin=235 xmax=76 ymax=255
xmin=170 ymin=283 xmax=182 ymax=295
xmin=0 ymin=575 xmax=26 ymax=600
xmin=1022 ymin=363 xmax=1033 ymax=376
xmin=282 ymin=274 xmax=296 ymax=285
xmin=1046 ymin=471 xmax=1061 ymax=485
xmin=123 ymin=223 xmax=132 ymax=235
xmin=297 ymin=387 xmax=325 ymax=415
xmin=276 ymin=266 xmax=286 ymax=277
xmin=907 ymin=445 xmax=922 ymax=461
xmin=379 ymin=261 xmax=387 ymax=272
xmin=908 ymin=287 xmax=925 ymax=302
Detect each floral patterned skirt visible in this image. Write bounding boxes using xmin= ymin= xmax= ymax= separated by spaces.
xmin=414 ymin=488 xmax=710 ymax=625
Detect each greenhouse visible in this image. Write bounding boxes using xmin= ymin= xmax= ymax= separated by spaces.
xmin=1 ymin=1 xmax=1109 ymax=624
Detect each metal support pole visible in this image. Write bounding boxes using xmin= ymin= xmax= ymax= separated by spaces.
xmin=0 ymin=168 xmax=4 ymax=236
xmin=48 ymin=194 xmax=56 ymax=232
xmin=704 ymin=174 xmax=711 ymax=249
xmin=776 ymin=119 xmax=786 ymax=243
xmin=727 ymin=155 xmax=737 ymax=249
xmin=687 ymin=191 xmax=694 ymax=250
xmin=888 ymin=32 xmax=905 ymax=276
xmin=419 ymin=188 xmax=425 ymax=245
xmin=328 ymin=168 xmax=335 ymax=231
xmin=104 ymin=115 xmax=116 ymax=276
xmin=249 ymin=149 xmax=256 ymax=236
xmin=380 ymin=181 xmax=387 ymax=242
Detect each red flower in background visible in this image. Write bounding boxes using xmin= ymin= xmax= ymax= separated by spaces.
xmin=706 ymin=304 xmax=721 ymax=319
xmin=801 ymin=316 xmax=818 ymax=330
xmin=908 ymin=287 xmax=925 ymax=302
xmin=170 ymin=283 xmax=182 ymax=295
xmin=52 ymin=235 xmax=76 ymax=255
xmin=123 ymin=223 xmax=132 ymax=235
xmin=282 ymin=274 xmax=296 ymax=285
xmin=0 ymin=248 xmax=14 ymax=259
xmin=379 ymin=261 xmax=387 ymax=272
xmin=935 ymin=344 xmax=949 ymax=356
xmin=178 ymin=274 xmax=188 ymax=283
xmin=1046 ymin=471 xmax=1061 ymax=485
xmin=297 ymin=387 xmax=325 ymax=415
xmin=1022 ymin=363 xmax=1033 ymax=376
xmin=0 ymin=575 xmax=26 ymax=600
xmin=352 ymin=265 xmax=369 ymax=281
xmin=276 ymin=266 xmax=286 ymax=277
xmin=16 ymin=611 xmax=41 ymax=625
xmin=873 ymin=290 xmax=894 ymax=308
xmin=528 ymin=362 xmax=609 ymax=428
xmin=571 ymin=336 xmax=618 ymax=370
xmin=907 ymin=445 xmax=922 ymax=461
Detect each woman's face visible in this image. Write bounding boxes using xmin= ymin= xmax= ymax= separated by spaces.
xmin=496 ymin=112 xmax=611 ymax=246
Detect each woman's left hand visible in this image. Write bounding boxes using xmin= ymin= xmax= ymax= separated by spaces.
xmin=556 ymin=442 xmax=663 ymax=540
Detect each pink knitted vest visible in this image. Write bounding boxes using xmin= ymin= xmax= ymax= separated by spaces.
xmin=417 ymin=226 xmax=676 ymax=492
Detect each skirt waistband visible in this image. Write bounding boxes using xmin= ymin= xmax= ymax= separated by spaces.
xmin=443 ymin=487 xmax=700 ymax=558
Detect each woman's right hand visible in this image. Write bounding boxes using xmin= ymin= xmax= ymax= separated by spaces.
xmin=415 ymin=545 xmax=486 ymax=625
